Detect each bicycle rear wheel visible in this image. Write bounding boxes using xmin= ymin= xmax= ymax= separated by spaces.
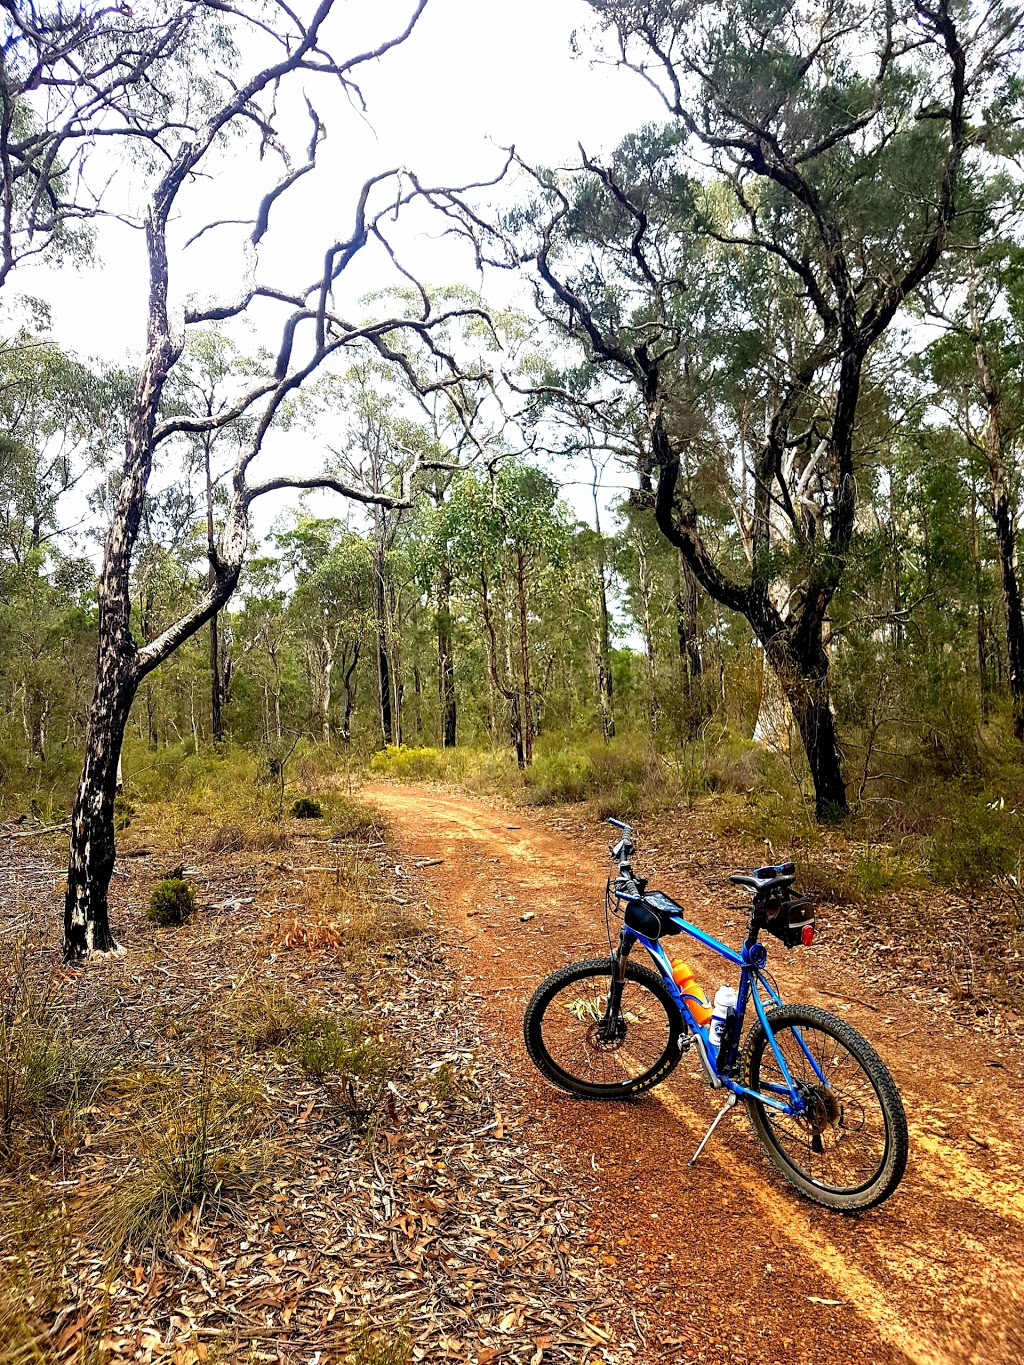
xmin=523 ymin=957 xmax=684 ymax=1099
xmin=740 ymin=1003 xmax=908 ymax=1212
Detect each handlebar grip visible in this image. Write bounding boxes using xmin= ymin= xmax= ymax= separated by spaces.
xmin=607 ymin=817 xmax=630 ymax=831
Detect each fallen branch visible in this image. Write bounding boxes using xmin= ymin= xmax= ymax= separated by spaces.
xmin=4 ymin=821 xmax=70 ymax=839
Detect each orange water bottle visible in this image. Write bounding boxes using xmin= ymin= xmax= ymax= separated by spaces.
xmin=671 ymin=960 xmax=713 ymax=1026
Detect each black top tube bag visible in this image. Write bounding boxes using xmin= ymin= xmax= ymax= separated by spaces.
xmin=622 ymin=892 xmax=683 ymax=939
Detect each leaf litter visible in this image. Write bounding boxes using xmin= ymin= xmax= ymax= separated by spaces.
xmin=0 ymin=815 xmax=635 ymax=1364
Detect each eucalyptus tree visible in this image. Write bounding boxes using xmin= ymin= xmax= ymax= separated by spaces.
xmin=278 ymin=515 xmax=374 ymax=744
xmin=0 ymin=2 xmax=222 ymax=288
xmin=0 ymin=330 xmax=120 ymax=565
xmin=447 ymin=463 xmax=573 ymax=766
xmin=59 ymin=0 xmax=500 ymax=959
xmin=495 ymin=0 xmax=1019 ymax=818
xmin=922 ymin=235 xmax=1024 ymax=736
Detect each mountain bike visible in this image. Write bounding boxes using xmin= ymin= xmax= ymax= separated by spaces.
xmin=523 ymin=818 xmax=908 ymax=1212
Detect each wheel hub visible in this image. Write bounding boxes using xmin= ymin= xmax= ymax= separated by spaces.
xmin=585 ymin=1020 xmax=625 ymax=1052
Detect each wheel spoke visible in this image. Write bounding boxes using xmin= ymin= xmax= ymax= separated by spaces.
xmin=752 ymin=1020 xmax=890 ymax=1194
xmin=535 ymin=968 xmax=674 ymax=1090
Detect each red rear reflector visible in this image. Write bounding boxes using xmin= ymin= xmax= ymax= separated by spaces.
xmin=801 ymin=925 xmax=814 ymax=946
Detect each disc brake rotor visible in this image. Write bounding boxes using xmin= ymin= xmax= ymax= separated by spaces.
xmin=585 ymin=1020 xmax=625 ymax=1052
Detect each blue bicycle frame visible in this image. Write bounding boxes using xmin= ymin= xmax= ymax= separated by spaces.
xmin=614 ymin=888 xmax=826 ymax=1117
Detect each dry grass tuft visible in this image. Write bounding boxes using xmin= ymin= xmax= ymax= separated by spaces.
xmin=0 ymin=940 xmax=109 ymax=1162
xmin=91 ymin=1060 xmax=267 ymax=1255
xmin=208 ymin=824 xmax=246 ymax=853
xmin=343 ymin=1325 xmax=411 ymax=1365
xmin=225 ymin=981 xmax=301 ymax=1049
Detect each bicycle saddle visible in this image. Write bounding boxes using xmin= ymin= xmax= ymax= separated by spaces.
xmin=730 ymin=862 xmax=796 ymax=895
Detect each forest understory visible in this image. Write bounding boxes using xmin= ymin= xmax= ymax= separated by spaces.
xmin=2 ymin=760 xmax=1022 ymax=1365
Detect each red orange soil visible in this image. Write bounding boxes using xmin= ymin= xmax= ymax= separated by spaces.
xmin=367 ymin=783 xmax=1024 ymax=1365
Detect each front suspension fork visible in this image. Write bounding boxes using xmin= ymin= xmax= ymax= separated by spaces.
xmin=601 ymin=929 xmax=633 ymax=1037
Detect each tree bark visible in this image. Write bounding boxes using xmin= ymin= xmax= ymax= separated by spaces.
xmin=205 ymin=440 xmax=224 ymax=744
xmin=437 ymin=553 xmax=457 ymax=748
xmin=341 ymin=641 xmax=359 ymax=742
xmin=766 ymin=635 xmax=846 ymax=820
xmin=675 ymin=548 xmax=705 ymax=734
xmin=480 ymin=571 xmax=524 ymax=769
xmin=64 ymin=635 xmax=137 ymax=957
xmin=974 ymin=333 xmax=1024 ymax=739
xmin=375 ymin=542 xmax=393 ymax=747
xmin=63 ymin=201 xmax=181 ymax=960
xmin=590 ymin=464 xmax=615 ymax=740
xmin=322 ymin=648 xmax=333 ymax=745
xmin=515 ymin=549 xmax=534 ymax=765
xmin=209 ymin=610 xmax=223 ymax=743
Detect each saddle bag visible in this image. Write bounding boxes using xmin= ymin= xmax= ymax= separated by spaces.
xmin=760 ymin=892 xmax=815 ymax=948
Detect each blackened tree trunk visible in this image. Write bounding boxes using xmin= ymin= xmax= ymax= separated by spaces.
xmin=969 ymin=476 xmax=992 ymax=720
xmin=675 ymin=548 xmax=705 ymax=734
xmin=64 ymin=646 xmax=136 ymax=957
xmin=675 ymin=549 xmax=703 ymax=683
xmin=341 ymin=641 xmax=359 ymax=742
xmin=437 ymin=553 xmax=457 ymax=748
xmin=480 ymin=570 xmax=525 ymax=770
xmin=766 ymin=635 xmax=847 ymax=819
xmin=63 ymin=200 xmax=183 ymax=960
xmin=205 ymin=439 xmax=224 ymax=744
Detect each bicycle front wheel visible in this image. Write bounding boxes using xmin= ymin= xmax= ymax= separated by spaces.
xmin=523 ymin=957 xmax=684 ymax=1099
xmin=740 ymin=1004 xmax=908 ymax=1212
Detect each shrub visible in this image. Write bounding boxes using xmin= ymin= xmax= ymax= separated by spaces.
xmin=292 ymin=1013 xmax=401 ymax=1129
xmin=291 ymin=796 xmax=324 ymax=819
xmin=293 ymin=1014 xmax=395 ymax=1084
xmin=329 ymin=793 xmax=388 ymax=841
xmin=928 ymin=795 xmax=1022 ymax=888
xmin=368 ymin=744 xmax=490 ymax=784
xmin=227 ymin=983 xmax=300 ymax=1049
xmin=850 ymin=848 xmax=904 ymax=899
xmin=147 ymin=878 xmax=196 ymax=926
xmin=113 ymin=794 xmax=135 ymax=830
xmin=209 ymin=823 xmax=245 ymax=853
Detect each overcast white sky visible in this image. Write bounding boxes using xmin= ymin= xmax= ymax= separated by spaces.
xmin=23 ymin=0 xmax=661 ymax=366
xmin=12 ymin=0 xmax=663 ymax=548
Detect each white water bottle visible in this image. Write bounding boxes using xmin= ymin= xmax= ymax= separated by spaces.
xmin=709 ymin=985 xmax=738 ymax=1048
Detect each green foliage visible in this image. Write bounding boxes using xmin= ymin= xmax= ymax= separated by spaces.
xmin=368 ymin=744 xmax=496 ymax=784
xmin=851 ymin=849 xmax=905 ymax=899
xmin=928 ymin=796 xmax=1023 ymax=889
xmin=113 ymin=794 xmax=135 ymax=830
xmin=291 ymin=1013 xmax=402 ymax=1130
xmin=147 ymin=879 xmax=196 ymax=926
xmin=291 ymin=796 xmax=324 ymax=819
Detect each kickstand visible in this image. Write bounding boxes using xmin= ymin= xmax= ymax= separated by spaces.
xmin=689 ymin=1093 xmax=739 ymax=1167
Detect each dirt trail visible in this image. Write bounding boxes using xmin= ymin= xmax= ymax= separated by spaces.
xmin=367 ymin=783 xmax=1024 ymax=1365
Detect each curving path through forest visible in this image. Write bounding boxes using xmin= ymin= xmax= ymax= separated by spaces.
xmin=367 ymin=783 xmax=1024 ymax=1365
